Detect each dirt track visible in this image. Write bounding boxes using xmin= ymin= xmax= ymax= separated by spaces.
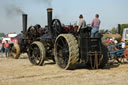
xmin=0 ymin=55 xmax=128 ymax=85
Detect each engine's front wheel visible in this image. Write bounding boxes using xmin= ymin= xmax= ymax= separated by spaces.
xmin=9 ymin=43 xmax=20 ymax=59
xmin=28 ymin=41 xmax=46 ymax=66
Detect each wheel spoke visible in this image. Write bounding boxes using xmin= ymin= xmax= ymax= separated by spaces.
xmin=30 ymin=54 xmax=36 ymax=64
xmin=60 ymin=37 xmax=65 ymax=46
xmin=56 ymin=43 xmax=63 ymax=49
xmin=30 ymin=54 xmax=35 ymax=60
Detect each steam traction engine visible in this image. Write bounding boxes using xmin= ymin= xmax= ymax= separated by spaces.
xmin=10 ymin=8 xmax=108 ymax=69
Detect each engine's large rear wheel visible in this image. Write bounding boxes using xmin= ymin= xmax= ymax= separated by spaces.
xmin=28 ymin=41 xmax=46 ymax=66
xmin=9 ymin=43 xmax=20 ymax=59
xmin=54 ymin=34 xmax=79 ymax=70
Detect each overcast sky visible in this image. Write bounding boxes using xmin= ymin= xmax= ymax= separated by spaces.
xmin=0 ymin=0 xmax=128 ymax=33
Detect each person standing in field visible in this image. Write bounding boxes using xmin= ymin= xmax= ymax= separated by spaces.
xmin=4 ymin=40 xmax=10 ymax=57
xmin=0 ymin=41 xmax=4 ymax=57
xmin=0 ymin=41 xmax=2 ymax=57
xmin=91 ymin=14 xmax=101 ymax=37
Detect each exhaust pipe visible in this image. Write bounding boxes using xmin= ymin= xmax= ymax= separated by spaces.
xmin=47 ymin=8 xmax=53 ymax=28
xmin=118 ymin=24 xmax=121 ymax=34
xmin=22 ymin=14 xmax=27 ymax=34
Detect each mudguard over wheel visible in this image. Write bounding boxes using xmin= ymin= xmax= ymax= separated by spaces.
xmin=28 ymin=41 xmax=46 ymax=66
xmin=54 ymin=34 xmax=79 ymax=70
xmin=9 ymin=43 xmax=20 ymax=59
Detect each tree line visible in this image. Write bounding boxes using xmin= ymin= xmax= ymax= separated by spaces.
xmin=0 ymin=33 xmax=6 ymax=37
xmin=100 ymin=24 xmax=128 ymax=35
xmin=0 ymin=32 xmax=16 ymax=37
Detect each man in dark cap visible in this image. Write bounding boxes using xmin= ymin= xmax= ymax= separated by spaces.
xmin=77 ymin=14 xmax=86 ymax=32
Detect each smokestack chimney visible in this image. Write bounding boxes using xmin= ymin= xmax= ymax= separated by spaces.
xmin=47 ymin=8 xmax=52 ymax=28
xmin=22 ymin=14 xmax=27 ymax=34
xmin=118 ymin=24 xmax=121 ymax=34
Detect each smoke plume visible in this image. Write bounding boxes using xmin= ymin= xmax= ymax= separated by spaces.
xmin=34 ymin=0 xmax=53 ymax=7
xmin=5 ymin=4 xmax=25 ymax=17
xmin=4 ymin=0 xmax=53 ymax=17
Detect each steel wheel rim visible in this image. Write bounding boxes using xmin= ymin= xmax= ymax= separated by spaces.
xmin=10 ymin=46 xmax=17 ymax=57
xmin=29 ymin=44 xmax=41 ymax=65
xmin=51 ymin=19 xmax=62 ymax=35
xmin=56 ymin=36 xmax=69 ymax=68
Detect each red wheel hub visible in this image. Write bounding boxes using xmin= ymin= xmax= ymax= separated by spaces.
xmin=124 ymin=49 xmax=128 ymax=59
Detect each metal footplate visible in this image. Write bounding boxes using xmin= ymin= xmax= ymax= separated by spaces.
xmin=88 ymin=51 xmax=103 ymax=69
